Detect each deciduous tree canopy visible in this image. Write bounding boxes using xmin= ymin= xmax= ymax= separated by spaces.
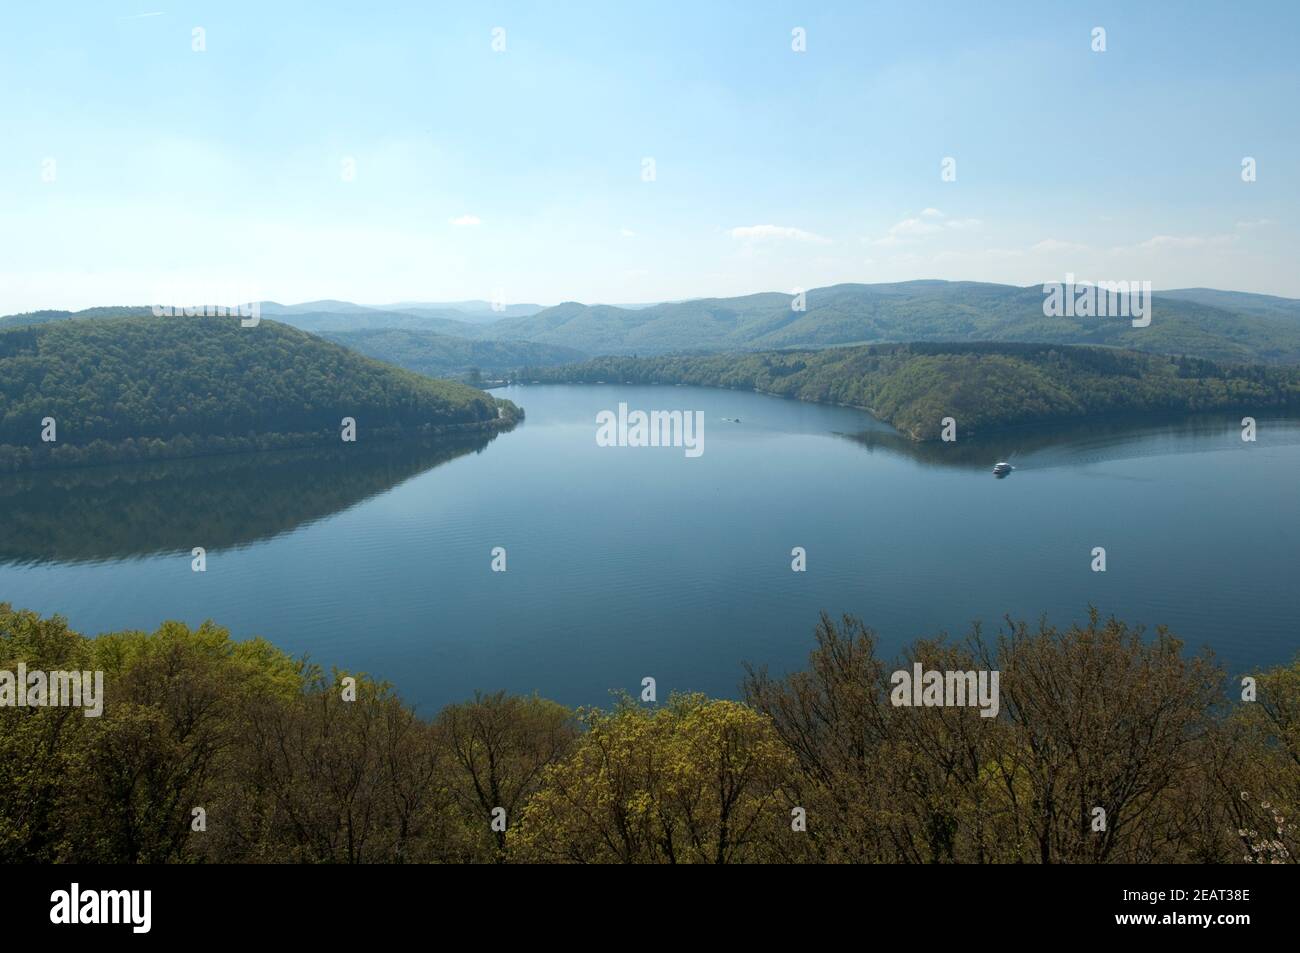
xmin=0 ymin=315 xmax=520 ymax=471
xmin=2 ymin=604 xmax=1293 ymax=864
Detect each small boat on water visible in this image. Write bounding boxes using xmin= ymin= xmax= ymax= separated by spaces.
xmin=992 ymin=461 xmax=1013 ymax=477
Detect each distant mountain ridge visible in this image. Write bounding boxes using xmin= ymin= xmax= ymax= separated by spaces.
xmin=1154 ymin=288 xmax=1300 ymax=322
xmin=484 ymin=281 xmax=1300 ymax=364
xmin=377 ymin=300 xmax=545 ymax=321
xmin=320 ymin=328 xmax=586 ymax=380
xmin=5 ymin=281 xmax=1300 ymax=366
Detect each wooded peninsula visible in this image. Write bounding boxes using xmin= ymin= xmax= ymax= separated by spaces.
xmin=0 ymin=315 xmax=521 ymax=472
xmin=521 ymin=342 xmax=1300 ymax=440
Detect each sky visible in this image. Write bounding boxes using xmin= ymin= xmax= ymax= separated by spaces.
xmin=2 ymin=0 xmax=1298 ymax=313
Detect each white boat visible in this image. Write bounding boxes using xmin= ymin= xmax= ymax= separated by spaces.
xmin=992 ymin=461 xmax=1013 ymax=477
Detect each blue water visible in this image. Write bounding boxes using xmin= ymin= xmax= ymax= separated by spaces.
xmin=1 ymin=384 xmax=1297 ymax=713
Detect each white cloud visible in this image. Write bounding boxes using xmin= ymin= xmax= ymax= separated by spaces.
xmin=729 ymin=224 xmax=832 ymax=244
xmin=872 ymin=209 xmax=981 ymax=246
xmin=893 ymin=217 xmax=943 ymax=237
xmin=1135 ymin=233 xmax=1236 ymax=250
xmin=620 ymin=228 xmax=636 ymax=238
xmin=449 ymin=214 xmax=482 ymax=226
xmin=873 ymin=217 xmax=941 ymax=245
xmin=1235 ymin=218 xmax=1275 ymax=230
xmin=1030 ymin=238 xmax=1090 ymax=254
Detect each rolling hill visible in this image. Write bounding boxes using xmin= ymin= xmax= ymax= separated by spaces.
xmin=321 ymin=328 xmax=587 ymax=380
xmin=0 ymin=306 xmax=156 ymax=330
xmin=1155 ymin=288 xmax=1300 ymax=322
xmin=482 ymin=281 xmax=1300 ymax=363
xmin=0 ymin=302 xmax=489 ymax=337
xmin=7 ymin=281 xmax=1300 ymax=368
xmin=376 ymin=300 xmax=546 ymax=322
xmin=0 ymin=314 xmax=521 ymax=471
xmin=260 ymin=305 xmax=483 ymax=336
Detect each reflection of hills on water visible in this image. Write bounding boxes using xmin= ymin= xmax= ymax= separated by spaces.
xmin=839 ymin=412 xmax=1300 ymax=471
xmin=0 ymin=434 xmax=499 ymax=566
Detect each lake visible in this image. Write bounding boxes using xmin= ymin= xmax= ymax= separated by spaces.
xmin=1 ymin=384 xmax=1297 ymax=713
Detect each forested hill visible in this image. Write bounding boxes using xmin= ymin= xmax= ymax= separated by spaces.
xmin=0 ymin=305 xmax=156 ymax=330
xmin=320 ymin=327 xmax=587 ymax=381
xmin=522 ymin=343 xmax=1300 ymax=440
xmin=486 ymin=282 xmax=1300 ymax=364
xmin=0 ymin=315 xmax=520 ymax=471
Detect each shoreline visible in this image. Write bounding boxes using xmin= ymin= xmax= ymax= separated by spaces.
xmin=506 ymin=377 xmax=1300 ymax=443
xmin=0 ymin=410 xmax=523 ymax=475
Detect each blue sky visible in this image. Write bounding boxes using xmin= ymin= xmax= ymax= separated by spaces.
xmin=2 ymin=0 xmax=1297 ymax=312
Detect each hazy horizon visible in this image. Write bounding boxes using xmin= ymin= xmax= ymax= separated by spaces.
xmin=8 ymin=277 xmax=1300 ymax=318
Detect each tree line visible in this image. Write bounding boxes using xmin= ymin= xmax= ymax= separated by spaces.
xmin=1 ymin=603 xmax=1293 ymax=863
xmin=521 ymin=342 xmax=1300 ymax=440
